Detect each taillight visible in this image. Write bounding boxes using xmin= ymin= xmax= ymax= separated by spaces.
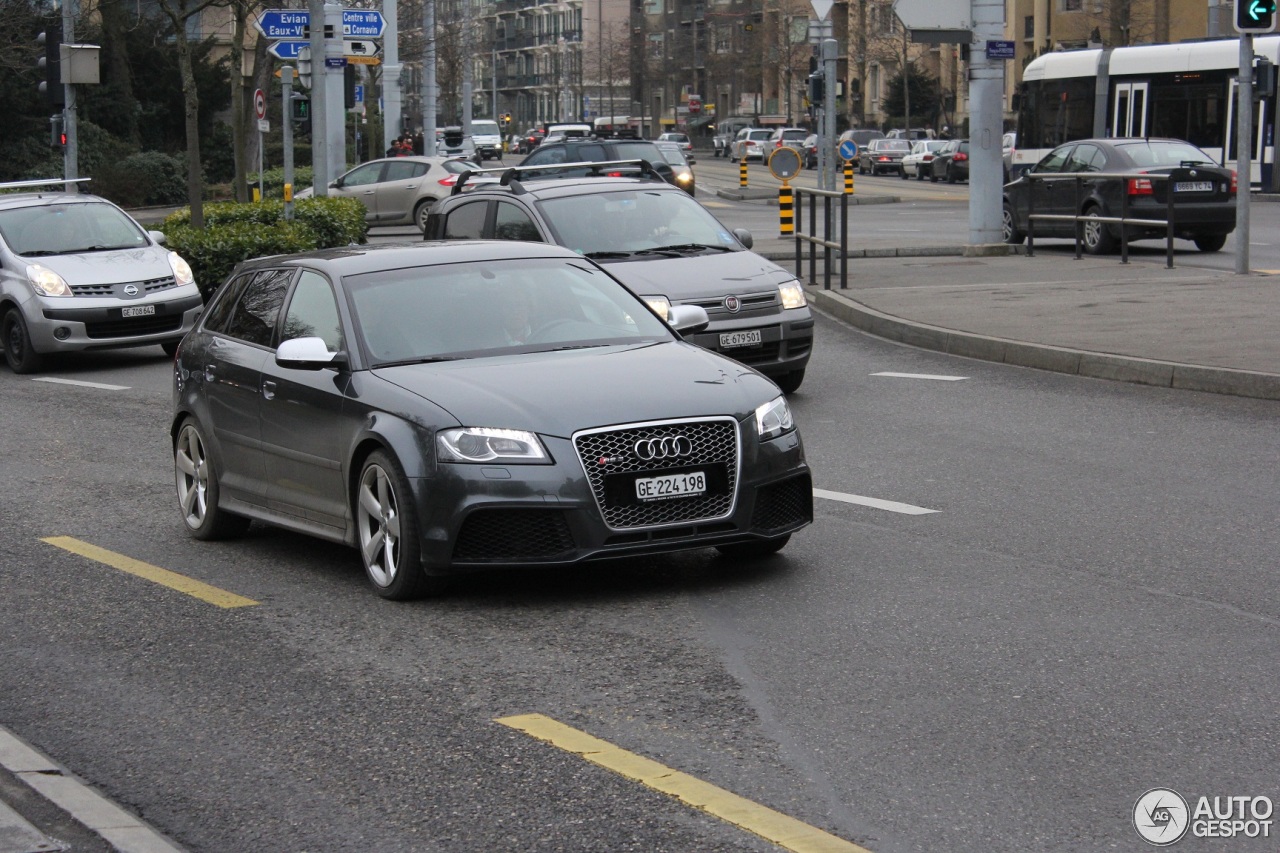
xmin=953 ymin=153 xmax=968 ymax=162
xmin=606 ymin=171 xmax=623 ymax=177
xmin=1230 ymin=170 xmax=1238 ymax=193
xmin=1127 ymin=176 xmax=1154 ymax=195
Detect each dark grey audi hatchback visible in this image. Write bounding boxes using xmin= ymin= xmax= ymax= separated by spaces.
xmin=171 ymin=241 xmax=812 ymax=599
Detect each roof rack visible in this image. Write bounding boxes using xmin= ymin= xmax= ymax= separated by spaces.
xmin=0 ymin=177 xmax=92 ymax=192
xmin=450 ymin=159 xmax=665 ymax=196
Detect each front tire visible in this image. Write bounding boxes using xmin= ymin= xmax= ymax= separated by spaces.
xmin=175 ymin=418 xmax=251 ymax=540
xmin=1194 ymin=234 xmax=1227 ymax=253
xmin=773 ymin=369 xmax=805 ymax=394
xmin=716 ymin=535 xmax=791 ymax=559
xmin=356 ymin=450 xmax=445 ymax=600
xmin=414 ymin=199 xmax=437 ymax=234
xmin=3 ymin=308 xmax=46 ymax=374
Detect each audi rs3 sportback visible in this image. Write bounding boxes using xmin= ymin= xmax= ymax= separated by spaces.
xmin=172 ymin=241 xmax=812 ymax=599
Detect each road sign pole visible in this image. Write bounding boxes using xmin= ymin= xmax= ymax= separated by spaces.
xmin=308 ymin=0 xmax=328 ymax=194
xmin=282 ymin=66 xmax=295 ymax=220
xmin=323 ymin=2 xmax=347 ymax=180
xmin=1236 ymin=33 xmax=1253 ymax=274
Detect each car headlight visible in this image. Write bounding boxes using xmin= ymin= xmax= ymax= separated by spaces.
xmin=26 ymin=263 xmax=71 ymax=297
xmin=437 ymin=428 xmax=549 ymax=464
xmin=675 ymin=172 xmax=692 ymax=185
xmin=642 ymin=295 xmax=670 ymax=321
xmin=755 ymin=395 xmax=795 ymax=441
xmin=778 ymin=280 xmax=807 ymax=309
xmin=168 ymin=251 xmax=195 ymax=288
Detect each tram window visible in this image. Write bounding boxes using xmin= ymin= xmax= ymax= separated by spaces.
xmin=1019 ymin=79 xmax=1093 ymax=150
xmin=1152 ymin=85 xmax=1226 ymax=151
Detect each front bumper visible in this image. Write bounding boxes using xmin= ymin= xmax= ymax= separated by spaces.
xmin=410 ymin=427 xmax=811 ymax=574
xmin=683 ymin=309 xmax=814 ymax=380
xmin=25 ymin=289 xmax=204 ymax=353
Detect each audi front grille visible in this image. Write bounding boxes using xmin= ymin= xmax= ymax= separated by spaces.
xmin=573 ymin=417 xmax=740 ymax=530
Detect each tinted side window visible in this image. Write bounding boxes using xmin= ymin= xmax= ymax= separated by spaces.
xmin=1065 ymin=144 xmax=1102 ymax=172
xmin=201 ymin=273 xmax=253 ymax=334
xmin=442 ymin=201 xmax=489 ymax=239
xmin=224 ymin=268 xmax=292 ymax=347
xmin=341 ymin=162 xmax=384 ymax=187
xmin=493 ymin=202 xmax=542 ymax=242
xmin=281 ymin=271 xmax=344 ymax=352
xmin=574 ymin=144 xmax=606 ymax=161
xmin=1034 ymin=146 xmax=1073 ymax=173
xmin=525 ymin=146 xmax=565 ymax=165
xmin=384 ymin=161 xmax=428 ymax=181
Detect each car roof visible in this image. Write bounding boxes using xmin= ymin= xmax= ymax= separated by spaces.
xmin=235 ymin=240 xmax=585 ymax=278
xmin=453 ymin=174 xmax=681 ymax=203
xmin=0 ymin=189 xmax=114 ymax=214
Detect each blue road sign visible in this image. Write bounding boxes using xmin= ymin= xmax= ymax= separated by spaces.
xmin=325 ymin=56 xmax=348 ymax=68
xmin=839 ymin=139 xmax=858 ymax=161
xmin=268 ymin=40 xmax=308 ymax=60
xmin=986 ymin=40 xmax=1016 ymax=60
xmin=256 ymin=9 xmax=386 ymax=40
xmin=354 ymin=85 xmax=364 ymax=103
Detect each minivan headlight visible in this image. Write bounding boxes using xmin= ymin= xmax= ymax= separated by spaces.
xmin=643 ymin=295 xmax=671 ymax=321
xmin=754 ymin=396 xmax=795 ymax=441
xmin=26 ymin=263 xmax=71 ymax=297
xmin=168 ymin=251 xmax=195 ymax=288
xmin=778 ymin=280 xmax=807 ymax=309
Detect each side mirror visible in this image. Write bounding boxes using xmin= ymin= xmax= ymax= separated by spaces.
xmin=276 ymin=336 xmax=345 ymax=370
xmin=330 ymin=179 xmax=341 ymax=189
xmin=148 ymin=230 xmax=167 ymax=246
xmin=667 ymin=304 xmax=710 ymax=336
xmin=732 ymin=228 xmax=754 ymax=250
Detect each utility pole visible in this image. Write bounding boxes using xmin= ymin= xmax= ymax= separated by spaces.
xmin=1236 ymin=33 xmax=1253 ymax=274
xmin=967 ymin=0 xmax=1004 ymax=246
xmin=63 ymin=0 xmax=78 ymax=186
xmin=308 ymin=0 xmax=329 ymax=193
xmin=383 ymin=0 xmax=402 ymax=145
xmin=423 ymin=0 xmax=437 ymax=154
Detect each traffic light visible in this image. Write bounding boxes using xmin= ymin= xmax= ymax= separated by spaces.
xmin=49 ymin=113 xmax=64 ymax=149
xmin=343 ymin=64 xmax=356 ymax=110
xmin=291 ymin=94 xmax=311 ymax=135
xmin=1235 ymin=0 xmax=1277 ymax=32
xmin=37 ymin=20 xmax=64 ymax=107
xmin=808 ymin=71 xmax=824 ymax=104
xmin=1255 ymin=55 xmax=1276 ymax=97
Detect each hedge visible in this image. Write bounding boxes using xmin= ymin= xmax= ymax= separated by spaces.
xmin=160 ymin=197 xmax=368 ymax=300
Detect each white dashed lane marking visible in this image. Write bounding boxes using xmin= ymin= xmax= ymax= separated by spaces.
xmin=870 ymin=372 xmax=967 ymax=381
xmin=814 ymin=489 xmax=939 ymax=515
xmin=32 ymin=377 xmax=131 ymax=390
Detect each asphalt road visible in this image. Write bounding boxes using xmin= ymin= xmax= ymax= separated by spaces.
xmin=2 ymin=283 xmax=1277 ymax=851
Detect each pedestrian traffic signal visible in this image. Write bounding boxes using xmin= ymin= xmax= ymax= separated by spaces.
xmin=50 ymin=114 xmax=64 ymax=149
xmin=1235 ymin=0 xmax=1278 ymax=32
xmin=290 ymin=94 xmax=311 ymax=135
xmin=36 ymin=20 xmax=64 ymax=107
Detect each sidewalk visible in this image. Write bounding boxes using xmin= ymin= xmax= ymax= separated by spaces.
xmin=726 ymin=190 xmax=1280 ymax=401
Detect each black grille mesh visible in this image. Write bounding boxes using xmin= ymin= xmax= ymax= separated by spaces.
xmin=85 ymin=314 xmax=184 ymax=339
xmin=575 ymin=418 xmax=738 ymax=530
xmin=751 ymin=474 xmax=813 ymax=531
xmin=452 ymin=509 xmax=575 ymax=562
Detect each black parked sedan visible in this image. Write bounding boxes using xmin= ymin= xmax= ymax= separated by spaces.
xmin=929 ymin=139 xmax=969 ymax=183
xmin=171 ymin=242 xmax=812 ymax=599
xmin=1002 ymin=138 xmax=1236 ymax=254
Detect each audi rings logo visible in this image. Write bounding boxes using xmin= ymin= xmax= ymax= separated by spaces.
xmin=634 ymin=435 xmax=693 ymax=461
xmin=723 ymin=295 xmax=741 ymax=313
xmin=123 ymin=284 xmax=139 ymax=296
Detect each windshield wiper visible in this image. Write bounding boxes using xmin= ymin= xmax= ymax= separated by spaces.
xmin=583 ymin=250 xmax=634 ymax=259
xmin=638 ymin=243 xmax=732 ymax=255
xmin=376 ymin=355 xmax=466 ymax=367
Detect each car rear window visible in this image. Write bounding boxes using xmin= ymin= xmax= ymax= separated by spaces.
xmin=1115 ymin=141 xmax=1215 ymax=167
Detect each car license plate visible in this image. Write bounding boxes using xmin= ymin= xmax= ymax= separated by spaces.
xmin=635 ymin=470 xmax=706 ymax=502
xmin=121 ymin=305 xmax=156 ymax=318
xmin=720 ymin=329 xmax=762 ymax=348
xmin=1174 ymin=181 xmax=1213 ymax=192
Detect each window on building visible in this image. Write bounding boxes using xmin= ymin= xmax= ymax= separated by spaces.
xmin=1024 ymin=15 xmax=1034 ymax=39
xmin=1061 ymin=0 xmax=1082 ymax=10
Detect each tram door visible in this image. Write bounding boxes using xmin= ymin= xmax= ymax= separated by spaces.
xmin=1112 ymin=82 xmax=1148 ymax=138
xmin=1225 ymin=78 xmax=1268 ymax=183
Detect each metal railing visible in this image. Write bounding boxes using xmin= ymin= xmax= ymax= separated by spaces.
xmin=792 ymin=186 xmax=849 ymax=290
xmin=1023 ymin=168 xmax=1230 ymax=269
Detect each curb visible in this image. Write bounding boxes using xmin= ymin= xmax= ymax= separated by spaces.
xmin=0 ymin=726 xmax=186 ymax=853
xmin=806 ymin=285 xmax=1280 ymax=401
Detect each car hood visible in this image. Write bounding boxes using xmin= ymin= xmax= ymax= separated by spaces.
xmin=374 ymin=341 xmax=776 ymax=437
xmin=600 ymin=250 xmax=793 ymax=299
xmin=32 ymin=244 xmax=174 ymax=287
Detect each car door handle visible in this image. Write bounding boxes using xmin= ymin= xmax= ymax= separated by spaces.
xmin=204 ymin=364 xmax=216 ymax=383
xmin=362 ymin=190 xmax=376 ymax=195
xmin=262 ymin=380 xmax=276 ymax=400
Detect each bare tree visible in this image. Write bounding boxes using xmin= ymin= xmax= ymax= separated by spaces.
xmin=154 ymin=0 xmax=230 ymax=227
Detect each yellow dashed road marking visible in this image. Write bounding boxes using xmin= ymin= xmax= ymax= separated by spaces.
xmin=42 ymin=536 xmax=258 ymax=609
xmin=496 ymin=713 xmax=872 ymax=853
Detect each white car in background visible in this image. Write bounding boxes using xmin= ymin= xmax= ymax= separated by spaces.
xmin=730 ymin=128 xmax=773 ymax=162
xmin=900 ymin=140 xmax=950 ymax=180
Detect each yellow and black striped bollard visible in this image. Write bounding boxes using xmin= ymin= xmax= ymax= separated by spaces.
xmin=739 ymin=157 xmax=748 ymax=188
xmin=779 ymin=182 xmax=794 ymax=237
xmin=844 ymin=160 xmax=854 ymax=195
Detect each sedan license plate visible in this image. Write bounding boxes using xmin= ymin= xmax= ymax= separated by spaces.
xmin=1174 ymin=181 xmax=1213 ymax=193
xmin=121 ymin=305 xmax=156 ymax=318
xmin=635 ymin=470 xmax=706 ymax=502
xmin=720 ymin=329 xmax=762 ymax=349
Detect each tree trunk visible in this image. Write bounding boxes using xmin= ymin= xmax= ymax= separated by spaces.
xmin=98 ymin=0 xmax=139 ymax=146
xmin=174 ymin=30 xmax=204 ymax=228
xmin=231 ymin=1 xmax=249 ymax=203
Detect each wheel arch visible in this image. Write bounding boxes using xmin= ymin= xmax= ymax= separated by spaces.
xmin=345 ymin=412 xmax=437 ymax=516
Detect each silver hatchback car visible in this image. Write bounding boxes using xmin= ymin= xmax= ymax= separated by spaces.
xmin=0 ymin=180 xmax=202 ymax=374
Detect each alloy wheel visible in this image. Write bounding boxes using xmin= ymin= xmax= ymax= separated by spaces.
xmin=358 ymin=463 xmax=401 ymax=588
xmin=175 ymin=425 xmax=210 ymax=529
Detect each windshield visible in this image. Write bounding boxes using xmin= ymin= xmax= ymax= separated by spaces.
xmin=1115 ymin=140 xmax=1215 ymax=168
xmin=656 ymin=147 xmax=687 ymax=166
xmin=539 ymin=189 xmax=743 ymax=256
xmin=0 ymin=201 xmax=149 ymax=256
xmin=471 ymin=122 xmax=500 ymax=135
xmin=345 ymin=257 xmax=674 ymax=363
